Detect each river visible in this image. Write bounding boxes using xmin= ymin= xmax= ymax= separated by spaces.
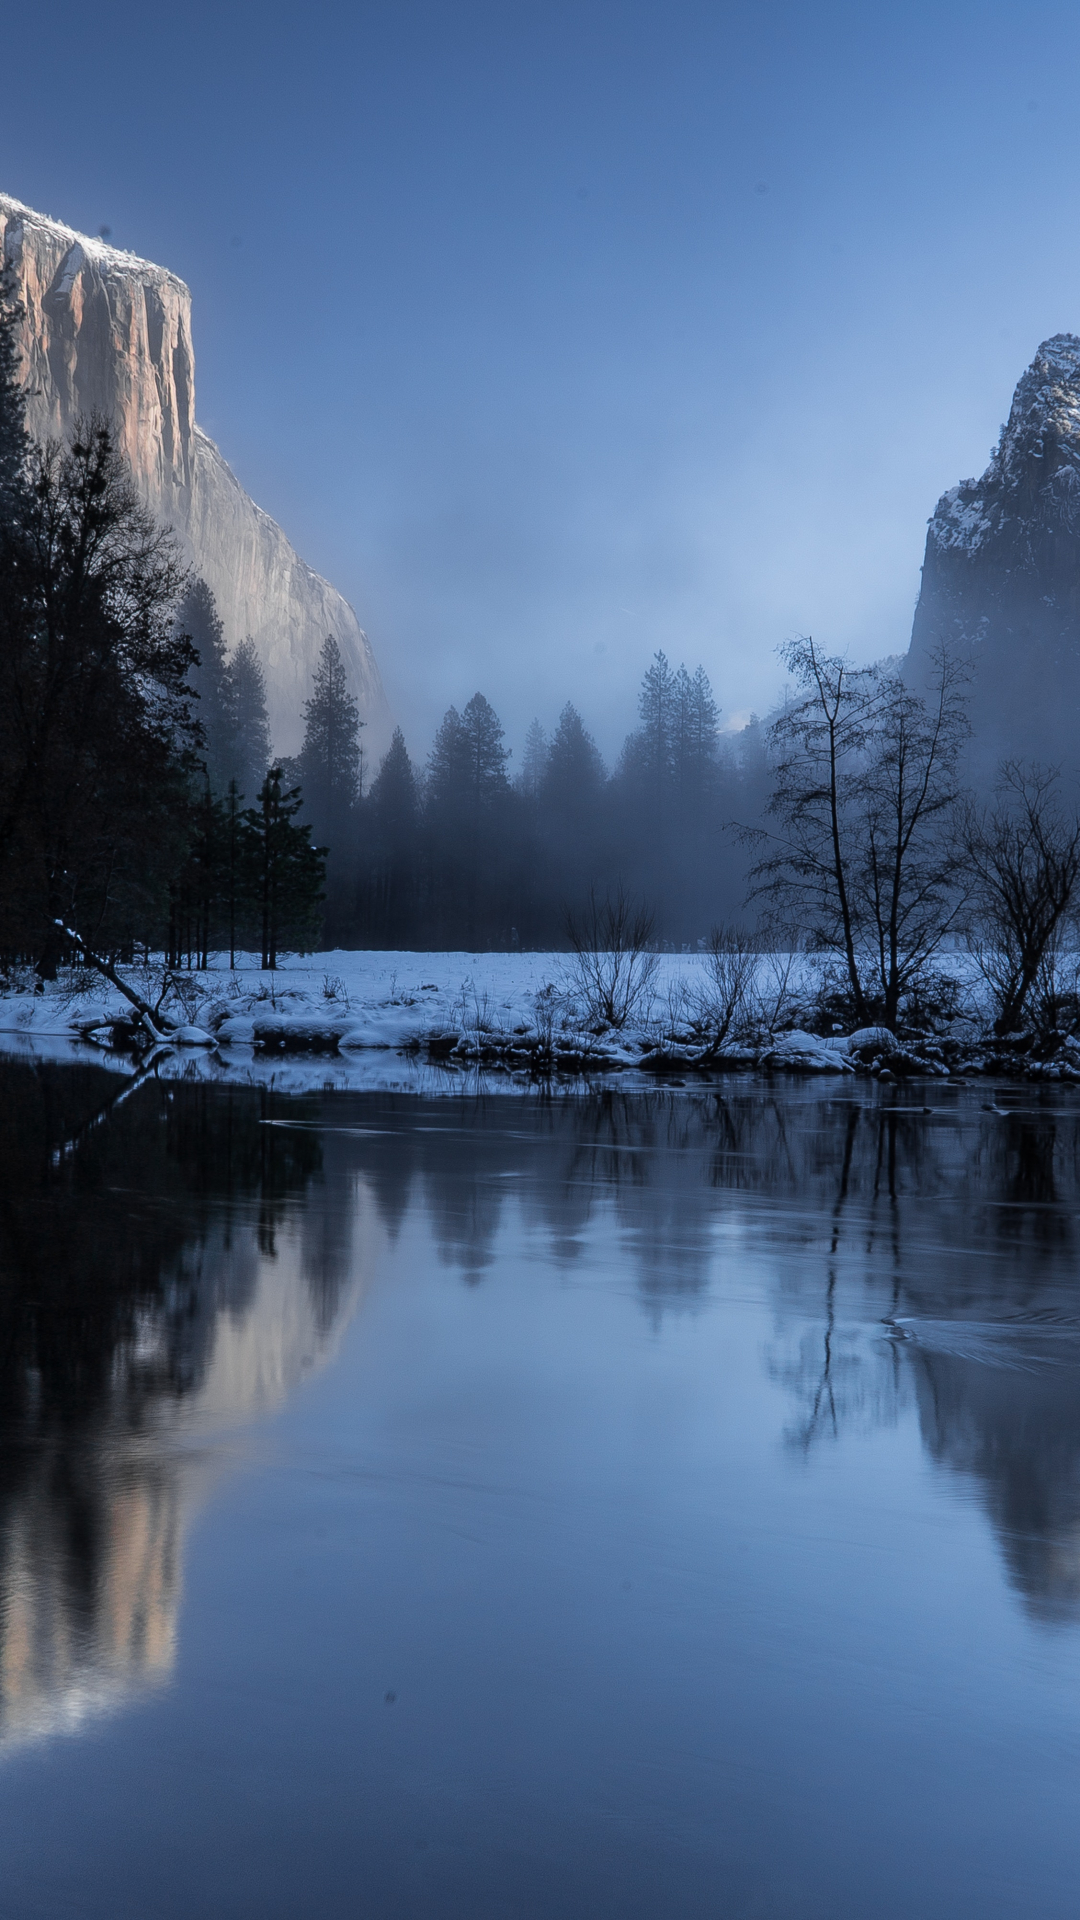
xmin=2 ymin=1055 xmax=1080 ymax=1916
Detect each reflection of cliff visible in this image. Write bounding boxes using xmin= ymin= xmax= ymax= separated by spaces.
xmin=0 ymin=1063 xmax=374 ymax=1750
xmin=0 ymin=1452 xmax=182 ymax=1748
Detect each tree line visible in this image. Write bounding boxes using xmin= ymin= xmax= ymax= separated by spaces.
xmin=0 ymin=280 xmax=323 ymax=973
xmin=3 ymin=264 xmax=1078 ymax=1029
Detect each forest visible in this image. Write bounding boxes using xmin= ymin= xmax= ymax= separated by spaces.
xmin=3 ymin=273 xmax=1080 ymax=1049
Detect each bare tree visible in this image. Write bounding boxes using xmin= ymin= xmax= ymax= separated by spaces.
xmin=963 ymin=763 xmax=1080 ymax=1034
xmin=565 ymin=885 xmax=658 ymax=1028
xmin=855 ymin=655 xmax=968 ymax=1025
xmin=692 ymin=924 xmax=758 ymax=1054
xmin=748 ymin=639 xmax=967 ymax=1026
xmin=747 ymin=638 xmax=879 ymax=1022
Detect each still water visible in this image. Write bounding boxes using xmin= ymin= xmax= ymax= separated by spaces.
xmin=3 ymin=1057 xmax=1080 ymax=1916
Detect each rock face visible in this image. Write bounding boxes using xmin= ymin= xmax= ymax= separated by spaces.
xmin=907 ymin=334 xmax=1080 ymax=776
xmin=0 ymin=193 xmax=392 ymax=758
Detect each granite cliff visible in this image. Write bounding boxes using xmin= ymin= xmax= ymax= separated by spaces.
xmin=0 ymin=193 xmax=391 ymax=758
xmin=907 ymin=334 xmax=1080 ymax=775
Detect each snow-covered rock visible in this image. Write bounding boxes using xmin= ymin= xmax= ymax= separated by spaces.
xmin=170 ymin=1025 xmax=216 ymax=1047
xmin=845 ymin=1026 xmax=898 ymax=1055
xmin=761 ymin=1030 xmax=853 ymax=1073
xmin=214 ymin=1015 xmax=257 ymax=1044
xmin=252 ymin=1014 xmax=350 ymax=1050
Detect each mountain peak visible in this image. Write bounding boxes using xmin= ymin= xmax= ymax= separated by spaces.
xmin=0 ymin=191 xmax=391 ymax=759
xmin=907 ymin=335 xmax=1080 ymax=773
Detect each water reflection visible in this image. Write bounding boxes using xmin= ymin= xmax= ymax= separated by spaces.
xmin=346 ymin=1084 xmax=1080 ymax=1622
xmin=5 ymin=1063 xmax=1080 ymax=1760
xmin=0 ymin=1061 xmax=368 ymax=1748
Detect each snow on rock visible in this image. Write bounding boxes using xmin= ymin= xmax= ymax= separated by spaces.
xmin=338 ymin=1009 xmax=432 ymax=1050
xmin=845 ymin=1026 xmax=898 ymax=1054
xmin=761 ymin=1030 xmax=853 ymax=1073
xmin=252 ymin=1014 xmax=351 ymax=1051
xmin=214 ymin=1015 xmax=257 ymax=1044
xmin=171 ymin=1025 xmax=216 ymax=1046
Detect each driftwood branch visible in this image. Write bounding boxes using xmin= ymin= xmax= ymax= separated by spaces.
xmin=55 ymin=922 xmax=174 ymax=1043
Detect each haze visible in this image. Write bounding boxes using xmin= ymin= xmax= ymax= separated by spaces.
xmin=4 ymin=0 xmax=1079 ymax=760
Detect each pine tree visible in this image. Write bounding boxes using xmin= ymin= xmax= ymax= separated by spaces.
xmin=540 ymin=704 xmax=605 ymax=816
xmin=427 ymin=692 xmax=510 ymax=817
xmin=673 ymin=663 xmax=720 ymax=804
xmin=0 ymin=424 xmax=195 ymax=968
xmin=244 ymin=768 xmax=325 ymax=969
xmin=297 ymin=634 xmax=362 ymax=844
xmin=517 ymin=720 xmax=549 ymax=799
xmin=223 ymin=779 xmax=245 ymax=967
xmin=635 ymin=650 xmax=680 ymax=789
xmin=365 ymin=728 xmax=420 ymax=942
xmin=177 ymin=578 xmax=237 ymax=794
xmin=228 ymin=637 xmax=271 ymax=802
xmin=425 ymin=694 xmax=513 ymax=945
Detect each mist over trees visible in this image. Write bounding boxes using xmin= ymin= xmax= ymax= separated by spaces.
xmin=351 ymin=657 xmax=766 ymax=949
xmin=5 ymin=260 xmax=1080 ymax=1027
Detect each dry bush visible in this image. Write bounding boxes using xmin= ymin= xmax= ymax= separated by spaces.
xmin=691 ymin=926 xmax=758 ymax=1053
xmin=564 ymin=886 xmax=659 ymax=1029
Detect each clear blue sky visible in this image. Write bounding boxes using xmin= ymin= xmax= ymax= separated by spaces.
xmin=4 ymin=0 xmax=1080 ymax=763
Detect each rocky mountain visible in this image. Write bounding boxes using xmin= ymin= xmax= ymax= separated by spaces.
xmin=907 ymin=333 xmax=1080 ymax=775
xmin=0 ymin=193 xmax=391 ymax=758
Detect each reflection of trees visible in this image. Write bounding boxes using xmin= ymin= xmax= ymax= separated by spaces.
xmin=703 ymin=1086 xmax=1080 ymax=1621
xmin=369 ymin=1081 xmax=1080 ymax=1624
xmin=0 ymin=1060 xmax=355 ymax=1749
xmin=13 ymin=1056 xmax=1080 ymax=1720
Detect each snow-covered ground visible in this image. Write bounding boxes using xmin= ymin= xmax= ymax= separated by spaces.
xmin=0 ymin=945 xmax=1061 ymax=1093
xmin=0 ymin=947 xmax=709 ymax=1040
xmin=0 ymin=947 xmax=826 ymax=1091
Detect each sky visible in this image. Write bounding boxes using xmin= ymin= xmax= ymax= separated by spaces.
xmin=4 ymin=0 xmax=1080 ymax=765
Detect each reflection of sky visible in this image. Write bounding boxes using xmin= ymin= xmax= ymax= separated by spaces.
xmin=4 ymin=6 xmax=1080 ymax=755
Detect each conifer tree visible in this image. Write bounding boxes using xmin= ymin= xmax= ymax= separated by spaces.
xmin=297 ymin=634 xmax=362 ymax=843
xmin=244 ymin=768 xmax=325 ymax=969
xmin=365 ymin=728 xmax=420 ymax=942
xmin=634 ymin=650 xmax=680 ymax=789
xmin=517 ymin=720 xmax=549 ymax=799
xmin=427 ymin=693 xmax=510 ymax=817
xmin=540 ymin=704 xmax=605 ymax=817
xmin=425 ymin=694 xmax=513 ymax=945
xmin=674 ymin=663 xmax=721 ymax=802
xmin=0 ymin=424 xmax=195 ymax=968
xmin=177 ymin=578 xmax=237 ymax=794
xmin=228 ymin=637 xmax=271 ymax=802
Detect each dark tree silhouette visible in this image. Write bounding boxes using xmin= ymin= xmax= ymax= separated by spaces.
xmin=0 ymin=422 xmax=195 ymax=969
xmin=228 ymin=637 xmax=271 ymax=803
xmin=297 ymin=635 xmax=362 ymax=835
xmin=364 ymin=728 xmax=420 ymax=944
xmin=177 ymin=577 xmax=238 ymax=796
xmin=244 ymin=767 xmax=325 ymax=969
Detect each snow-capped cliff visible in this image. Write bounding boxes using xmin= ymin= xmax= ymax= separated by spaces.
xmin=0 ymin=193 xmax=391 ymax=758
xmin=907 ymin=334 xmax=1080 ymax=772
